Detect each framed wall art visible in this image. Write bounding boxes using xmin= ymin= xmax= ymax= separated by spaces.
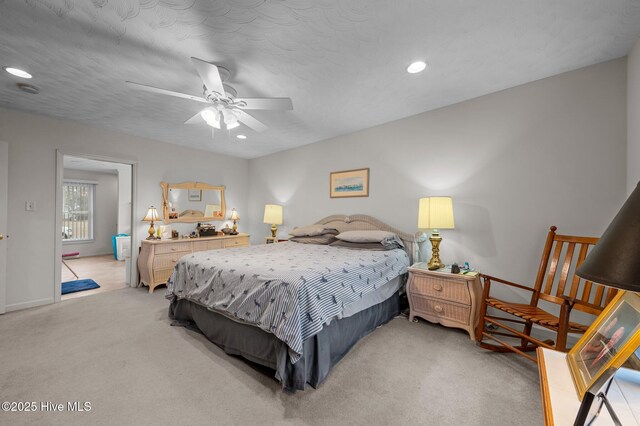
xmin=330 ymin=168 xmax=369 ymax=198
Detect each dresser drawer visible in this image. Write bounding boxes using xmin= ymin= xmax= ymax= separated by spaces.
xmin=193 ymin=240 xmax=224 ymax=252
xmin=153 ymin=252 xmax=186 ymax=269
xmin=225 ymin=237 xmax=249 ymax=248
xmin=153 ymin=267 xmax=174 ymax=285
xmin=155 ymin=242 xmax=191 ymax=254
xmin=411 ymin=295 xmax=471 ymax=326
xmin=410 ymin=274 xmax=471 ymax=305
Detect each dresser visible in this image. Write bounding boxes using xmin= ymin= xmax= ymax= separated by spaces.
xmin=407 ymin=265 xmax=482 ymax=340
xmin=137 ymin=233 xmax=250 ymax=293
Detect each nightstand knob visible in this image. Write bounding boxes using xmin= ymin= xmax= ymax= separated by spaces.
xmin=434 ymin=304 xmax=444 ymax=313
xmin=433 ymin=284 xmax=443 ymax=291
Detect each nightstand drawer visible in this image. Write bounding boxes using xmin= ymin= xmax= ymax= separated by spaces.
xmin=410 ymin=274 xmax=471 ymax=305
xmin=411 ymin=295 xmax=471 ymax=325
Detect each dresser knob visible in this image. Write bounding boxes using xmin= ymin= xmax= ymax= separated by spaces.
xmin=434 ymin=305 xmax=444 ymax=313
xmin=433 ymin=284 xmax=443 ymax=291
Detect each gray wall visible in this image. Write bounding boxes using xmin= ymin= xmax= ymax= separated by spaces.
xmin=1 ymin=108 xmax=249 ymax=311
xmin=62 ymin=169 xmax=118 ymax=257
xmin=248 ymin=59 xmax=628 ymax=304
xmin=629 ymin=39 xmax=640 ymax=195
xmin=117 ymin=165 xmax=132 ymax=235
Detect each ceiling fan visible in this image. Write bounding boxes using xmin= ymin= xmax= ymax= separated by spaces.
xmin=126 ymin=57 xmax=293 ymax=136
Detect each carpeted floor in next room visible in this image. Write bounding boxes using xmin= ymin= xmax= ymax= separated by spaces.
xmin=0 ymin=288 xmax=543 ymax=426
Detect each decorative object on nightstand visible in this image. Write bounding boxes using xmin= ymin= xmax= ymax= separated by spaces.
xmin=407 ymin=264 xmax=482 ymax=340
xmin=263 ymin=204 xmax=283 ymax=238
xmin=229 ymin=208 xmax=239 ymax=235
xmin=417 ymin=197 xmax=455 ymax=270
xmin=143 ymin=206 xmax=160 ymax=240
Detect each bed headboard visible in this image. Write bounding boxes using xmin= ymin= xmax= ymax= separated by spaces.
xmin=314 ymin=214 xmax=417 ymax=264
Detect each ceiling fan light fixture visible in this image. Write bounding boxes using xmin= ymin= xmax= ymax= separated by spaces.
xmin=3 ymin=66 xmax=32 ymax=79
xmin=201 ymin=109 xmax=221 ymax=129
xmin=406 ymin=61 xmax=427 ymax=74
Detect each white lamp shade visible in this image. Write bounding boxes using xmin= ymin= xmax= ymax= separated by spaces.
xmin=263 ymin=204 xmax=283 ymax=225
xmin=230 ymin=208 xmax=240 ymax=220
xmin=143 ymin=206 xmax=160 ymax=222
xmin=418 ymin=197 xmax=455 ymax=229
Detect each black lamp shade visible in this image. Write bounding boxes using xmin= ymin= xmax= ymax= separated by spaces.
xmin=576 ymin=182 xmax=640 ymax=292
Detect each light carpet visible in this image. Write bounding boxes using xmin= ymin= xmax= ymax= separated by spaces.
xmin=0 ymin=288 xmax=542 ymax=425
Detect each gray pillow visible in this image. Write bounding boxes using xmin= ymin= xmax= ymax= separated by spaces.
xmin=329 ymin=240 xmax=402 ymax=251
xmin=335 ymin=230 xmax=404 ymax=248
xmin=289 ymin=234 xmax=338 ymax=245
xmin=289 ymin=225 xmax=339 ymax=237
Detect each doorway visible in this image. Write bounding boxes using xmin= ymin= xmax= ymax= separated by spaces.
xmin=56 ymin=154 xmax=136 ymax=301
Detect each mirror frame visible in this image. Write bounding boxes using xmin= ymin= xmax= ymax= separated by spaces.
xmin=160 ymin=181 xmax=226 ymax=223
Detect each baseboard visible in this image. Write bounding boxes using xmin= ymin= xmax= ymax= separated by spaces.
xmin=5 ymin=297 xmax=54 ymax=313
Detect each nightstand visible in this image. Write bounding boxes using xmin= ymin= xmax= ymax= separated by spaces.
xmin=407 ymin=264 xmax=482 ymax=340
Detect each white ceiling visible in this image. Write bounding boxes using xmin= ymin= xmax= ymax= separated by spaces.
xmin=1 ymin=0 xmax=639 ymax=159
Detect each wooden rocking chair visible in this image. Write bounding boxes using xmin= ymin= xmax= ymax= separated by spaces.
xmin=475 ymin=226 xmax=617 ymax=362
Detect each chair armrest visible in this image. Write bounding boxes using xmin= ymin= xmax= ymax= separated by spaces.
xmin=561 ymin=295 xmax=601 ymax=311
xmin=480 ymin=274 xmax=536 ymax=293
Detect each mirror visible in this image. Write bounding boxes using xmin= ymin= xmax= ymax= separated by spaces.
xmin=160 ymin=181 xmax=226 ymax=223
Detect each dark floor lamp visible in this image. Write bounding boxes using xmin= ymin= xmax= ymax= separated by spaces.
xmin=572 ymin=181 xmax=640 ymax=425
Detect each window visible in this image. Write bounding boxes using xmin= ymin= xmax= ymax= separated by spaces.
xmin=62 ymin=182 xmax=94 ymax=241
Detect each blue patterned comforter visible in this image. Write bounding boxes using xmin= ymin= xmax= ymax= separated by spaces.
xmin=166 ymin=242 xmax=409 ymax=363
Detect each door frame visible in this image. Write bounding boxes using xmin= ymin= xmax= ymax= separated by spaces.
xmin=0 ymin=141 xmax=7 ymax=314
xmin=54 ymin=150 xmax=138 ymax=303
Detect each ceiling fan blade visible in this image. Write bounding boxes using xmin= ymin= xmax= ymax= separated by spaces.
xmin=235 ymin=110 xmax=268 ymax=133
xmin=191 ymin=57 xmax=225 ymax=96
xmin=235 ymin=97 xmax=293 ymax=110
xmin=126 ymin=81 xmax=208 ymax=103
xmin=184 ymin=110 xmax=206 ymax=125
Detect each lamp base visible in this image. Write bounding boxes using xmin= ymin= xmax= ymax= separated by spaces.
xmin=231 ymin=220 xmax=238 ymax=235
xmin=427 ymin=231 xmax=443 ymax=270
xmin=270 ymin=224 xmax=277 ymax=238
xmin=147 ymin=222 xmax=156 ymax=240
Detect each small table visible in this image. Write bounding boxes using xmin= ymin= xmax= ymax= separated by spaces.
xmin=537 ymin=348 xmax=640 ymax=425
xmin=407 ymin=264 xmax=482 ymax=340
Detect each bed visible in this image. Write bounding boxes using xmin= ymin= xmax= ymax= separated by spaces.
xmin=166 ymin=214 xmax=416 ymax=390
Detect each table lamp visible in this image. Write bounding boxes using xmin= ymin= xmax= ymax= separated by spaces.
xmin=143 ymin=206 xmax=160 ymax=240
xmin=418 ymin=197 xmax=455 ymax=270
xmin=263 ymin=204 xmax=283 ymax=238
xmin=229 ymin=208 xmax=239 ymax=235
xmin=570 ymin=182 xmax=640 ymax=424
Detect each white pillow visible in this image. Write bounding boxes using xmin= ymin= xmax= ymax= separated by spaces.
xmin=289 ymin=225 xmax=339 ymax=237
xmin=335 ymin=230 xmax=397 ymax=243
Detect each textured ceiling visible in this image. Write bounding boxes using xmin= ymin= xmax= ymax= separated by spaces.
xmin=1 ymin=0 xmax=639 ymax=159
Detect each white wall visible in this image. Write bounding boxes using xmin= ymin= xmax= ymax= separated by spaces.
xmin=0 ymin=108 xmax=249 ymax=312
xmin=117 ymin=165 xmax=132 ymax=235
xmin=629 ymin=39 xmax=640 ymax=195
xmin=63 ymin=169 xmax=118 ymax=257
xmin=248 ymin=59 xmax=628 ymax=303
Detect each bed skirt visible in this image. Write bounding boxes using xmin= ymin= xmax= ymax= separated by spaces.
xmin=169 ymin=291 xmax=400 ymax=390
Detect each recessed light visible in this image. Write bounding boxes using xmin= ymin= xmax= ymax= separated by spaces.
xmin=3 ymin=67 xmax=32 ymax=79
xmin=406 ymin=61 xmax=427 ymax=74
xmin=236 ymin=134 xmax=247 ymax=140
